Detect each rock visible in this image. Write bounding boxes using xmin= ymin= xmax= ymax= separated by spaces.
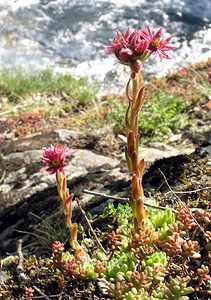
xmin=0 ymin=129 xmax=99 ymax=155
xmin=0 ymin=148 xmax=121 ymax=213
xmin=0 ymin=126 xmax=123 ymax=256
xmin=169 ymin=134 xmax=182 ymax=142
xmin=71 ymin=149 xmax=119 ymax=170
xmin=55 ymin=129 xmax=81 ymax=142
xmin=140 ymin=145 xmax=194 ymax=163
xmin=4 ymin=168 xmax=27 ymax=184
xmin=5 ymin=150 xmax=42 ymax=167
xmin=120 ymin=143 xmax=194 ymax=164
xmin=106 ymin=167 xmax=128 ymax=182
xmin=0 ymin=184 xmax=13 ymax=193
xmin=0 ymin=154 xmax=124 ymax=256
xmin=184 ymin=124 xmax=211 ymax=144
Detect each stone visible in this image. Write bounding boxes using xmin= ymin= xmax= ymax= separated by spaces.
xmin=140 ymin=145 xmax=194 ymax=163
xmin=55 ymin=129 xmax=80 ymax=142
xmin=0 ymin=184 xmax=13 ymax=193
xmin=120 ymin=143 xmax=194 ymax=164
xmin=4 ymin=168 xmax=27 ymax=184
xmin=0 ymin=147 xmax=121 ymax=214
xmin=184 ymin=124 xmax=211 ymax=144
xmin=71 ymin=149 xmax=119 ymax=170
xmin=169 ymin=133 xmax=182 ymax=142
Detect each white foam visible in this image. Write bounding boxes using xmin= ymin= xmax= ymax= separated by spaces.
xmin=0 ymin=0 xmax=40 ymax=11
xmin=0 ymin=0 xmax=210 ymax=91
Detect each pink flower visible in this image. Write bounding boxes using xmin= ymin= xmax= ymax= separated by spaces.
xmin=41 ymin=145 xmax=77 ymax=174
xmin=105 ymin=27 xmax=149 ymax=72
xmin=140 ymin=27 xmax=175 ymax=59
xmin=106 ymin=26 xmax=175 ymax=72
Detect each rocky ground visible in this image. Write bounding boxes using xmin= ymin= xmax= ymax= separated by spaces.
xmin=0 ymin=61 xmax=210 ymax=299
xmin=0 ymin=125 xmax=210 ymax=258
xmin=0 ymin=60 xmax=211 ymax=257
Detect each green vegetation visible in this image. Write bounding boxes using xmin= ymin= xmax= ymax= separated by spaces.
xmin=0 ymin=60 xmax=210 ymax=143
xmin=3 ymin=199 xmax=209 ymax=299
xmin=109 ymin=89 xmax=190 ymax=143
xmin=0 ymin=69 xmax=97 ymax=105
xmin=109 ymin=60 xmax=211 ymax=143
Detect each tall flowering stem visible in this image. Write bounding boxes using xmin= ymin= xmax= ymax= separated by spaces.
xmin=41 ymin=145 xmax=80 ymax=250
xmin=125 ymin=71 xmax=148 ymax=230
xmin=106 ymin=26 xmax=175 ymax=231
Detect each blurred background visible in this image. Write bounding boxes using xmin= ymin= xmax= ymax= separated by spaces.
xmin=0 ymin=0 xmax=210 ymax=89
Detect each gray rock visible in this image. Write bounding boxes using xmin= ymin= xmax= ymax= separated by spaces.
xmin=120 ymin=143 xmax=194 ymax=163
xmin=55 ymin=129 xmax=80 ymax=142
xmin=184 ymin=124 xmax=211 ymax=144
xmin=4 ymin=150 xmax=42 ymax=167
xmin=0 ymin=148 xmax=121 ymax=213
xmin=71 ymin=149 xmax=119 ymax=170
xmin=0 ymin=184 xmax=13 ymax=193
xmin=4 ymin=168 xmax=27 ymax=184
xmin=140 ymin=145 xmax=194 ymax=163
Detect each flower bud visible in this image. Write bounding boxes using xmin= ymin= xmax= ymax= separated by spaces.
xmin=131 ymin=60 xmax=142 ymax=73
xmin=119 ymin=48 xmax=133 ymax=62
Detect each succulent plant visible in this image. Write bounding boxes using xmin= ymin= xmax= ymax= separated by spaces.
xmin=129 ymin=227 xmax=156 ymax=259
xmin=150 ymin=208 xmax=175 ymax=229
xmin=177 ymin=205 xmax=196 ymax=231
xmin=108 ymin=230 xmax=123 ymax=250
xmin=164 ymin=276 xmax=194 ymax=300
xmin=105 ymin=251 xmax=137 ymax=280
xmin=124 ymin=287 xmax=149 ymax=300
xmin=142 ymin=251 xmax=168 ymax=269
xmin=162 ymin=232 xmax=184 ymax=256
xmin=196 ymin=265 xmax=211 ymax=287
xmin=182 ymin=240 xmax=201 ymax=259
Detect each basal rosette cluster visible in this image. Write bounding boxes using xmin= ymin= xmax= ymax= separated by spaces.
xmin=105 ymin=26 xmax=175 ymax=73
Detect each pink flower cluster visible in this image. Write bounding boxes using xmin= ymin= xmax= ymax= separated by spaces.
xmin=41 ymin=145 xmax=77 ymax=174
xmin=106 ymin=26 xmax=175 ymax=73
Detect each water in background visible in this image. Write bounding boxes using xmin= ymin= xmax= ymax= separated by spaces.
xmin=0 ymin=0 xmax=210 ymax=90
